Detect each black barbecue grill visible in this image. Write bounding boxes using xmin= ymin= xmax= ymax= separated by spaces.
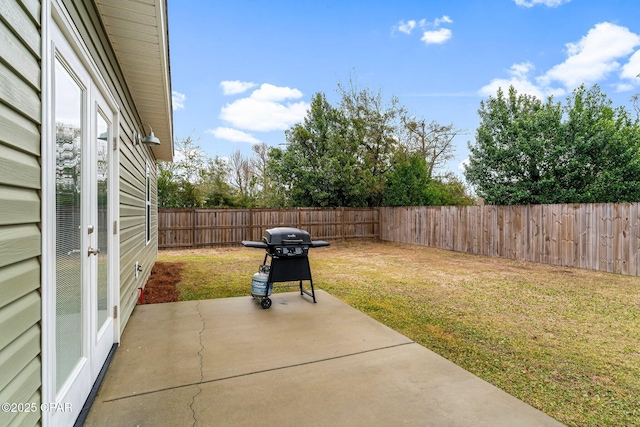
xmin=242 ymin=227 xmax=329 ymax=309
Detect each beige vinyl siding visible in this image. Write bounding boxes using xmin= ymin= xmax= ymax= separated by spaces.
xmin=60 ymin=0 xmax=159 ymax=334
xmin=0 ymin=0 xmax=42 ymax=425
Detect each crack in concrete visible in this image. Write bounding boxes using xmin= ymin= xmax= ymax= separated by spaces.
xmin=189 ymin=301 xmax=205 ymax=427
xmin=103 ymin=341 xmax=415 ymax=402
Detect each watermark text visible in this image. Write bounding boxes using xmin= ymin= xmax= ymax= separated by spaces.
xmin=1 ymin=402 xmax=73 ymax=413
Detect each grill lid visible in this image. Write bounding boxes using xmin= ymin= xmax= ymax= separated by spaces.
xmin=263 ymin=227 xmax=312 ymax=245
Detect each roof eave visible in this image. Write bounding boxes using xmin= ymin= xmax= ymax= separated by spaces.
xmin=95 ymin=0 xmax=174 ymax=162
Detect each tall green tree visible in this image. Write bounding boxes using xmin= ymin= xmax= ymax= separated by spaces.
xmin=269 ymin=92 xmax=369 ymax=207
xmin=201 ymin=156 xmax=234 ymax=207
xmin=227 ymin=149 xmax=255 ymax=206
xmin=383 ymin=152 xmax=431 ymax=206
xmin=157 ymin=164 xmax=202 ymax=208
xmin=250 ymin=143 xmax=280 ymax=206
xmin=401 ymin=118 xmax=465 ymax=179
xmin=557 ymin=85 xmax=640 ymax=202
xmin=268 ymin=81 xmax=474 ymax=208
xmin=384 ymin=150 xmax=474 ymax=207
xmin=338 ymin=79 xmax=405 ymax=206
xmin=465 ymin=86 xmax=563 ymax=205
xmin=465 ymin=85 xmax=640 ymax=205
xmin=158 ymin=136 xmax=237 ymax=207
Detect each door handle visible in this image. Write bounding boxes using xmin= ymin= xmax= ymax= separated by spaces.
xmin=88 ymin=247 xmax=101 ymax=256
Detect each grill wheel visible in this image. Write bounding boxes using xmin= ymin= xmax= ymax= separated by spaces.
xmin=260 ymin=298 xmax=272 ymax=309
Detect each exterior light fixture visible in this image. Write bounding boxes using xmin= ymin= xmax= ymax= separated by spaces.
xmin=141 ymin=124 xmax=160 ymax=145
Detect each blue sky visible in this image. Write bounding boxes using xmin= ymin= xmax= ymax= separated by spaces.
xmin=168 ymin=0 xmax=640 ymax=176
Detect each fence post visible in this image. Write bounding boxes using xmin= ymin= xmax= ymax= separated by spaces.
xmin=341 ymin=207 xmax=346 ymax=241
xmin=248 ymin=208 xmax=253 ymax=241
xmin=192 ymin=208 xmax=196 ymax=248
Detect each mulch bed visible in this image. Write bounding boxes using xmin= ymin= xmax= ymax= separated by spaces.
xmin=140 ymin=262 xmax=184 ymax=304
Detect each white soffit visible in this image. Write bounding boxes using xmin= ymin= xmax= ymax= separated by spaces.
xmin=95 ymin=0 xmax=174 ymax=161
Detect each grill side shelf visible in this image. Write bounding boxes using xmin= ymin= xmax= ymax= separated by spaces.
xmin=241 ymin=240 xmax=269 ymax=249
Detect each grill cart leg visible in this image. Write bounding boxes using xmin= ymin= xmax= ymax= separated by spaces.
xmin=299 ymin=279 xmax=317 ymax=303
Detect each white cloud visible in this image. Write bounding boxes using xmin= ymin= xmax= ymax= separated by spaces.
xmin=220 ymin=80 xmax=257 ymax=95
xmin=620 ymin=50 xmax=640 ymax=80
xmin=480 ymin=22 xmax=640 ymax=99
xmin=514 ymin=0 xmax=570 ymax=7
xmin=172 ymin=91 xmax=186 ymax=110
xmin=434 ymin=15 xmax=453 ymax=27
xmin=394 ymin=16 xmax=453 ymax=44
xmin=220 ymin=99 xmax=309 ymax=132
xmin=219 ymin=84 xmax=309 ymax=132
xmin=207 ymin=127 xmax=261 ymax=144
xmin=615 ymin=83 xmax=635 ymax=92
xmin=395 ymin=20 xmax=416 ymax=35
xmin=539 ymin=23 xmax=640 ymax=88
xmin=249 ymin=83 xmax=303 ymax=102
xmin=421 ymin=28 xmax=452 ymax=45
xmin=458 ymin=158 xmax=470 ymax=171
xmin=479 ymin=62 xmax=565 ymax=99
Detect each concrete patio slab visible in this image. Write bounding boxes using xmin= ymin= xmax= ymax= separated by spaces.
xmin=84 ymin=290 xmax=564 ymax=426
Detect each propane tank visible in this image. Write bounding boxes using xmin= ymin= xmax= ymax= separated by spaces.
xmin=251 ymin=265 xmax=271 ymax=297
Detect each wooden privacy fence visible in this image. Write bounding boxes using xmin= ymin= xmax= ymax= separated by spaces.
xmin=158 ymin=207 xmax=379 ymax=249
xmin=380 ymin=204 xmax=640 ymax=276
xmin=159 ymin=204 xmax=640 ymax=276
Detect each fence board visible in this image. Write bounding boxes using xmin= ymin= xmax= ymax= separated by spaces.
xmin=587 ymin=204 xmax=598 ymax=271
xmin=631 ymin=203 xmax=639 ymax=276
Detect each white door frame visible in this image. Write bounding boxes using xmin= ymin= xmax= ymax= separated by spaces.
xmin=89 ymin=89 xmax=117 ymax=378
xmin=41 ymin=1 xmax=120 ymax=425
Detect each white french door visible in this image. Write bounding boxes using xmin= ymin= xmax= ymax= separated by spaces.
xmin=49 ymin=16 xmax=117 ymax=427
xmin=90 ymin=90 xmax=116 ymax=377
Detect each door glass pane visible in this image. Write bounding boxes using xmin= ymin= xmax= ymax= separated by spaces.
xmin=96 ymin=113 xmax=109 ymax=330
xmin=55 ymin=58 xmax=83 ymax=392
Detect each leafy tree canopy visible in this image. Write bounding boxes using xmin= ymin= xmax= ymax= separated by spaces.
xmin=268 ymin=92 xmax=372 ymax=207
xmin=267 ymin=80 xmax=471 ymax=207
xmin=465 ymin=85 xmax=640 ymax=205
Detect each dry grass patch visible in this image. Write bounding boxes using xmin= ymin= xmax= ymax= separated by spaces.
xmin=157 ymin=240 xmax=640 ymax=427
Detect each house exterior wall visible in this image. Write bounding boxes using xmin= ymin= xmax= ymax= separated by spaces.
xmin=0 ymin=0 xmax=44 ymax=426
xmin=58 ymin=0 xmax=159 ymax=334
xmin=0 ymin=0 xmax=162 ymax=425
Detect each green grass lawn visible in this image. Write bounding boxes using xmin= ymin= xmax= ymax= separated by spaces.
xmin=158 ymin=240 xmax=640 ymax=427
